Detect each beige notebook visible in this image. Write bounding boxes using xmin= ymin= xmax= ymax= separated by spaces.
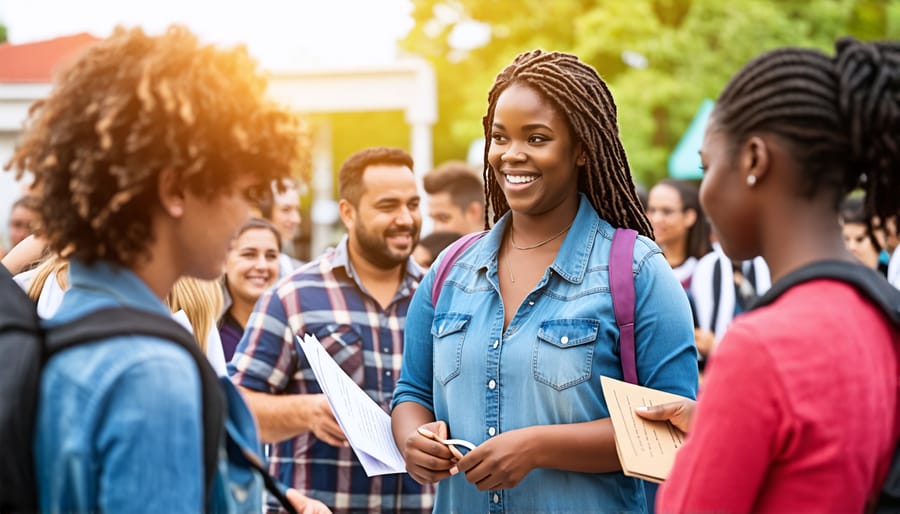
xmin=600 ymin=375 xmax=689 ymax=483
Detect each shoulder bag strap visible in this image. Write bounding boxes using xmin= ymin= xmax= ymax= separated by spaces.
xmin=45 ymin=307 xmax=224 ymax=500
xmin=610 ymin=228 xmax=639 ymax=384
xmin=431 ymin=231 xmax=487 ymax=306
xmin=753 ymin=260 xmax=900 ymax=325
xmin=710 ymin=258 xmax=722 ymax=334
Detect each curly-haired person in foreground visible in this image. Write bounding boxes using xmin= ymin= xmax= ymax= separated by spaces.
xmin=5 ymin=26 xmax=328 ymax=514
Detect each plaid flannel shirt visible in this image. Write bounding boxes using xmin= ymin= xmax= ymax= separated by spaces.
xmin=229 ymin=236 xmax=434 ymax=514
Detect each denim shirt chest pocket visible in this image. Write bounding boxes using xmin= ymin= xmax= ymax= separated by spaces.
xmin=431 ymin=312 xmax=471 ymax=385
xmin=533 ymin=318 xmax=600 ymax=390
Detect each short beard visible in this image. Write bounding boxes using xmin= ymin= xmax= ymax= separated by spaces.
xmin=353 ymin=224 xmax=418 ymax=270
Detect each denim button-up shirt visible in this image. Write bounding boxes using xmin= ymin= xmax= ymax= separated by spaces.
xmin=36 ymin=260 xmax=263 ymax=513
xmin=393 ymin=195 xmax=698 ymax=514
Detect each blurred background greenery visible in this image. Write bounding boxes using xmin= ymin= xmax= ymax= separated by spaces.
xmin=332 ymin=0 xmax=900 ymax=188
xmin=2 ymin=1 xmax=897 ymax=258
xmin=4 ymin=1 xmax=895 ymax=188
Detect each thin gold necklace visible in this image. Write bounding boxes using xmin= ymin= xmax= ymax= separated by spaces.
xmin=505 ymin=220 xmax=574 ymax=283
xmin=510 ymin=219 xmax=575 ymax=251
xmin=505 ymin=230 xmax=517 ymax=283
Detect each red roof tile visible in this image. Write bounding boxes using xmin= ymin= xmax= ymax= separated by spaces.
xmin=0 ymin=33 xmax=102 ymax=83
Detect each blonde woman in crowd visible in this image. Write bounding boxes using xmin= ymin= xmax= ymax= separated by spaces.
xmin=219 ymin=218 xmax=282 ymax=362
xmin=167 ymin=276 xmax=228 ymax=375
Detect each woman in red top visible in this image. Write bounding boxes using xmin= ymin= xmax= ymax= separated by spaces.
xmin=639 ymin=38 xmax=900 ymax=513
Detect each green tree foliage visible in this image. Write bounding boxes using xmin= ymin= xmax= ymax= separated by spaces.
xmin=326 ymin=111 xmax=410 ymax=197
xmin=401 ymin=0 xmax=900 ymax=186
xmin=0 ymin=23 xmax=6 ymax=44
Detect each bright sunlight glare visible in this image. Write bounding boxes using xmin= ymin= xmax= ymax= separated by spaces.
xmin=0 ymin=0 xmax=415 ymax=69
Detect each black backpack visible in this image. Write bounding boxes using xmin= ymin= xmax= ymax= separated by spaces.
xmin=0 ymin=263 xmax=295 ymax=514
xmin=751 ymin=260 xmax=900 ymax=513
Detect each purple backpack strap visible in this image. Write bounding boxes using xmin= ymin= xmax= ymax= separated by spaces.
xmin=610 ymin=228 xmax=638 ymax=384
xmin=431 ymin=231 xmax=487 ymax=306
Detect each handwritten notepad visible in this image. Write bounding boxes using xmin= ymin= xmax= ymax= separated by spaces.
xmin=600 ymin=376 xmax=689 ymax=483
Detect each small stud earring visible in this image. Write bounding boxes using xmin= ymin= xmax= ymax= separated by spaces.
xmin=746 ymin=175 xmax=757 ymax=187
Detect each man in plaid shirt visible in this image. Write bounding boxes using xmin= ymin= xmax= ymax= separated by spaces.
xmin=229 ymin=147 xmax=434 ymax=514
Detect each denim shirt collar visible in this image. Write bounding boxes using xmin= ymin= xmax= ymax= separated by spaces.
xmin=62 ymin=259 xmax=171 ymax=318
xmin=327 ymin=234 xmax=424 ymax=301
xmin=470 ymin=193 xmax=606 ymax=285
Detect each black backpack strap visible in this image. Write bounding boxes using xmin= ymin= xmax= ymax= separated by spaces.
xmin=0 ymin=263 xmax=41 ymax=334
xmin=45 ymin=307 xmax=225 ymax=501
xmin=752 ymin=260 xmax=900 ymax=325
xmin=0 ymin=263 xmax=43 ymax=512
xmin=710 ymin=258 xmax=722 ymax=334
xmin=878 ymin=443 xmax=900 ymax=513
xmin=750 ymin=260 xmax=900 ymax=511
xmin=227 ymin=438 xmax=298 ymax=514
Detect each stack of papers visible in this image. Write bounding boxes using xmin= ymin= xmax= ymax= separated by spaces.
xmin=295 ymin=334 xmax=407 ymax=476
xmin=600 ymin=376 xmax=689 ymax=483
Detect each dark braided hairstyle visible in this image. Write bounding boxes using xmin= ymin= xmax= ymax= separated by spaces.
xmin=712 ymin=38 xmax=900 ymax=226
xmin=481 ymin=50 xmax=652 ymax=237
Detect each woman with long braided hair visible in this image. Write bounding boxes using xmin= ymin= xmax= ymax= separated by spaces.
xmin=393 ymin=50 xmax=698 ymax=512
xmin=638 ymin=38 xmax=900 ymax=512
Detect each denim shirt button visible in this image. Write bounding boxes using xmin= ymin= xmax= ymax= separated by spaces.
xmin=488 ymin=379 xmax=496 ymax=390
xmin=493 ymin=493 xmax=500 ymax=503
xmin=560 ymin=336 xmax=569 ymax=345
xmin=528 ymin=301 xmax=535 ymax=306
xmin=493 ymin=340 xmax=499 ymax=349
xmin=488 ymin=426 xmax=496 ymax=436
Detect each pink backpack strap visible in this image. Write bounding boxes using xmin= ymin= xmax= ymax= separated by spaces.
xmin=431 ymin=228 xmax=638 ymax=384
xmin=431 ymin=231 xmax=487 ymax=306
xmin=610 ymin=228 xmax=638 ymax=384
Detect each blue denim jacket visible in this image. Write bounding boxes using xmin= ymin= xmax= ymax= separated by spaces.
xmin=393 ymin=194 xmax=698 ymax=514
xmin=36 ymin=260 xmax=264 ymax=513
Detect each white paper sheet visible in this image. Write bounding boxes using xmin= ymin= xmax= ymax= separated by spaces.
xmin=295 ymin=334 xmax=407 ymax=476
